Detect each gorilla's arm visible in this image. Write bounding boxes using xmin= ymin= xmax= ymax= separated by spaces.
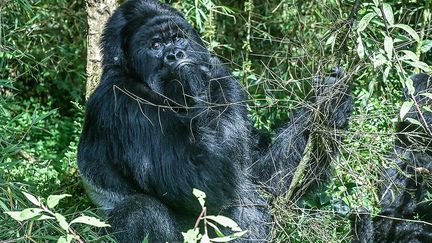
xmin=249 ymin=68 xmax=353 ymax=195
xmin=191 ymin=56 xmax=252 ymax=163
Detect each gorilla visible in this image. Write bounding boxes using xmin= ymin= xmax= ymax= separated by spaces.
xmin=77 ymin=0 xmax=352 ymax=242
xmin=351 ymin=73 xmax=432 ymax=242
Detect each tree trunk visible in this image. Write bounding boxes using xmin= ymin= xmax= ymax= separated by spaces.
xmin=85 ymin=0 xmax=118 ymax=99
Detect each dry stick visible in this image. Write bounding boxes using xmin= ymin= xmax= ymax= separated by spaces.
xmin=285 ymin=135 xmax=314 ymax=199
xmin=285 ymin=0 xmax=361 ymax=199
xmin=194 ymin=207 xmax=207 ymax=229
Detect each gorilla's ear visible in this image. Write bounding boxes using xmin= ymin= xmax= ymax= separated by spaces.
xmin=101 ymin=10 xmax=128 ymax=68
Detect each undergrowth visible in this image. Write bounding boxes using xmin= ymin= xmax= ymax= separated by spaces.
xmin=1 ymin=0 xmax=431 ymax=242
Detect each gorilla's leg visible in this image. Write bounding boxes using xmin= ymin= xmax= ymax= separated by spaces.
xmin=108 ymin=189 xmax=272 ymax=243
xmin=108 ymin=195 xmax=184 ymax=243
xmin=249 ymin=67 xmax=353 ymax=195
xmin=350 ymin=208 xmax=374 ymax=243
xmin=227 ymin=184 xmax=273 ymax=241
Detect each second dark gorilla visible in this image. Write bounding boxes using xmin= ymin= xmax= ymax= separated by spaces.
xmin=351 ymin=73 xmax=432 ymax=242
xmin=77 ymin=0 xmax=353 ymax=242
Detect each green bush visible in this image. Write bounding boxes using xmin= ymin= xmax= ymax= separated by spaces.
xmin=1 ymin=0 xmax=431 ymax=242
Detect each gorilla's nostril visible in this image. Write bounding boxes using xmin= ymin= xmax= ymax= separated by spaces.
xmin=175 ymin=50 xmax=185 ymax=59
xmin=164 ymin=50 xmax=187 ymax=66
xmin=166 ymin=54 xmax=176 ymax=62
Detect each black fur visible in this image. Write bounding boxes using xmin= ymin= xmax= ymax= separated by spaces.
xmin=351 ymin=73 xmax=432 ymax=242
xmin=77 ymin=0 xmax=353 ymax=242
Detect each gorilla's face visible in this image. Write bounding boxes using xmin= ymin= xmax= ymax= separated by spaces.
xmin=123 ymin=17 xmax=210 ymax=100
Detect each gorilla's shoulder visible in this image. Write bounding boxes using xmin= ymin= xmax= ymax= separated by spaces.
xmin=404 ymin=73 xmax=432 ymax=98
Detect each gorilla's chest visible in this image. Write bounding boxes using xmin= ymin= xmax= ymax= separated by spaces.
xmin=114 ymin=103 xmax=200 ymax=169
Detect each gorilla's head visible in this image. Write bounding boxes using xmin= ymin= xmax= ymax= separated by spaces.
xmin=102 ymin=0 xmax=211 ymax=105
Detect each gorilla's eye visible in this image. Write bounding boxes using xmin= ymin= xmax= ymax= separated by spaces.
xmin=152 ymin=41 xmax=162 ymax=50
xmin=173 ymin=36 xmax=181 ymax=43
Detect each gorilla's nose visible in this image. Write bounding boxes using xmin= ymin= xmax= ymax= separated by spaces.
xmin=164 ymin=49 xmax=187 ymax=66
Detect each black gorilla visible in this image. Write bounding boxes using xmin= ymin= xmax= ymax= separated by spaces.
xmin=351 ymin=73 xmax=432 ymax=242
xmin=77 ymin=0 xmax=352 ymax=242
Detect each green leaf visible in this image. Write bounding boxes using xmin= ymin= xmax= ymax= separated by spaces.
xmin=423 ymin=106 xmax=432 ymax=113
xmin=0 ymin=79 xmax=17 ymax=90
xmin=47 ymin=194 xmax=71 ymax=209
xmin=357 ymin=36 xmax=365 ymax=59
xmin=357 ymin=12 xmax=376 ymax=32
xmin=384 ymin=36 xmax=393 ymax=60
xmin=399 ymin=50 xmax=430 ymax=71
xmin=403 ymin=60 xmax=431 ymax=72
xmin=182 ymin=228 xmax=201 ymax=243
xmin=33 ymin=109 xmax=58 ymax=124
xmin=36 ymin=215 xmax=55 ymax=220
xmin=210 ymin=231 xmax=248 ymax=242
xmin=4 ymin=212 xmax=23 ymax=221
xmin=22 ymin=192 xmax=40 ymax=207
xmin=372 ymin=53 xmax=387 ymax=68
xmin=325 ymin=34 xmax=336 ymax=46
xmin=70 ymin=215 xmax=110 ymax=227
xmin=4 ymin=208 xmax=44 ymax=221
xmin=421 ymin=40 xmax=432 ymax=53
xmin=406 ymin=118 xmax=423 ymax=127
xmin=368 ymin=79 xmax=376 ymax=96
xmin=57 ymin=235 xmax=73 ymax=243
xmin=55 ymin=213 xmax=69 ymax=231
xmin=141 ymin=236 xmax=149 ymax=243
xmin=400 ymin=50 xmax=419 ymax=61
xmin=205 ymin=215 xmax=242 ymax=232
xmin=393 ymin=24 xmax=420 ymax=42
xmin=20 ymin=208 xmax=44 ymax=220
xmin=383 ymin=66 xmax=391 ymax=83
xmin=405 ymin=77 xmax=415 ymax=95
xmin=400 ymin=101 xmax=414 ymax=120
xmin=57 ymin=237 xmax=67 ymax=243
xmin=420 ymin=93 xmax=432 ymax=99
xmin=382 ymin=3 xmax=394 ymax=26
xmin=201 ymin=234 xmax=211 ymax=243
xmin=207 ymin=221 xmax=224 ymax=237
xmin=405 ymin=78 xmax=415 ymax=95
xmin=192 ymin=188 xmax=206 ymax=207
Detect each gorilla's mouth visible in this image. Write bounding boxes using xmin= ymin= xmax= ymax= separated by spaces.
xmin=173 ymin=60 xmax=211 ymax=75
xmin=173 ymin=59 xmax=196 ymax=71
